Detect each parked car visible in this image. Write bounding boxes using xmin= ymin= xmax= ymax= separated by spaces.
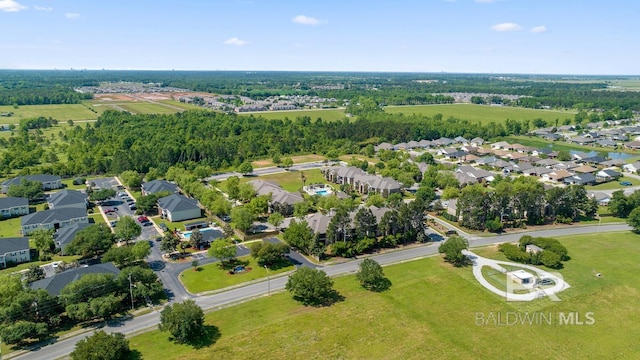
xmin=110 ymin=220 xmax=118 ymax=227
xmin=129 ymin=204 xmax=137 ymax=210
xmin=104 ymin=209 xmax=117 ymax=215
xmin=159 ymin=223 xmax=169 ymax=232
xmin=620 ymin=181 xmax=632 ymax=186
xmin=142 ymin=221 xmax=153 ymax=227
xmin=137 ymin=215 xmax=149 ymax=222
xmin=445 ymin=230 xmax=458 ymax=236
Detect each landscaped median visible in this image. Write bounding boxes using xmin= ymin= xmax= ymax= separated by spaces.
xmin=179 ymin=255 xmax=295 ymax=294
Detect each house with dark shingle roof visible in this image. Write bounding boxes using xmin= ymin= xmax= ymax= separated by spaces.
xmin=0 ymin=197 xmax=29 ymax=219
xmin=141 ymin=180 xmax=179 ymax=196
xmin=21 ymin=208 xmax=88 ymax=236
xmin=0 ymin=237 xmax=31 ymax=268
xmin=55 ymin=223 xmax=92 ymax=255
xmin=157 ymin=194 xmax=201 ymax=222
xmin=47 ymin=190 xmax=87 ymax=210
xmin=596 ymin=169 xmax=621 ymax=182
xmin=29 ymin=263 xmax=120 ymax=296
xmin=322 ymin=166 xmax=402 ymax=197
xmin=564 ymin=173 xmax=597 ymax=186
xmin=1 ymin=174 xmax=62 ymax=193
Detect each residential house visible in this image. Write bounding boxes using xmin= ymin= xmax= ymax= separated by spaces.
xmin=580 ymin=155 xmax=608 ymax=166
xmin=47 ymin=190 xmax=87 ymax=210
xmin=0 ymin=237 xmax=31 ymax=268
xmin=535 ymin=158 xmax=559 ymax=168
xmin=600 ymin=159 xmax=626 ymax=168
xmin=572 ymin=165 xmax=598 ymax=174
xmin=551 ymin=161 xmax=580 ymax=171
xmin=522 ymin=167 xmax=554 ymax=177
xmin=542 ymin=170 xmax=573 ymax=183
xmin=0 ymin=197 xmax=29 ymax=218
xmin=433 ymin=137 xmax=454 ymax=147
xmin=505 ymin=162 xmax=534 ymax=173
xmin=21 ymin=208 xmax=88 ymax=235
xmin=456 ymin=165 xmax=494 ymax=182
xmin=491 ymin=141 xmax=510 ymax=150
xmin=597 ymin=139 xmax=617 ymax=147
xmin=596 ymin=169 xmax=621 ymax=182
xmin=571 ymin=136 xmax=596 ymax=145
xmin=542 ymin=133 xmax=562 ymax=141
xmin=406 ymin=140 xmax=420 ymax=149
xmin=564 ymin=173 xmax=597 ymax=186
xmin=248 ymin=180 xmax=303 ymax=216
xmin=141 ymin=180 xmax=179 ymax=196
xmin=470 ymin=137 xmax=484 ymax=146
xmin=623 ymin=161 xmax=640 ymax=173
xmin=1 ymin=174 xmax=62 ymax=193
xmin=157 ymin=194 xmax=201 ymax=222
xmin=374 ymin=142 xmax=394 ymax=152
xmin=624 ymin=140 xmax=640 ymax=150
xmin=29 ymin=263 xmax=120 ymax=296
xmin=588 ymin=191 xmax=611 ymax=206
xmin=418 ymin=139 xmax=434 ymax=148
xmin=446 ymin=199 xmax=458 ymax=219
xmin=454 ymin=136 xmax=469 ymax=145
xmin=55 ymin=223 xmax=92 ymax=255
xmin=437 ymin=147 xmax=458 ymax=156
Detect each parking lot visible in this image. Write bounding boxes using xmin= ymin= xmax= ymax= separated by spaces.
xmin=94 ymin=177 xmax=160 ymax=242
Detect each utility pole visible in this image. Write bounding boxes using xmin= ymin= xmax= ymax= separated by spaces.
xmin=264 ymin=265 xmax=270 ymax=296
xmin=129 ymin=274 xmax=134 ymax=310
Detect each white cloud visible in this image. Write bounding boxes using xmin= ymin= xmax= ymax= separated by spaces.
xmin=224 ymin=37 xmax=248 ymax=46
xmin=530 ymin=25 xmax=547 ymax=33
xmin=34 ymin=5 xmax=53 ymax=11
xmin=65 ymin=12 xmax=80 ymax=19
xmin=0 ymin=0 xmax=27 ymax=12
xmin=490 ymin=22 xmax=521 ymax=32
xmin=292 ymin=15 xmax=321 ymax=25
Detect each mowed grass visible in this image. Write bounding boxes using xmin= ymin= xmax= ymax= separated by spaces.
xmin=219 ymin=168 xmax=328 ymax=193
xmin=112 ymin=102 xmax=182 ymax=115
xmin=130 ymin=231 xmax=640 ymax=359
xmin=240 ymin=109 xmax=347 ymax=122
xmin=0 ymin=104 xmax=98 ymax=123
xmin=587 ymin=176 xmax=640 ymax=190
xmin=0 ymin=216 xmax=22 ymax=238
xmin=385 ymin=104 xmax=575 ymax=125
xmin=252 ymin=154 xmax=327 ymax=168
xmin=503 ymin=135 xmax=640 ymax=155
xmin=180 ymin=254 xmax=294 ymax=294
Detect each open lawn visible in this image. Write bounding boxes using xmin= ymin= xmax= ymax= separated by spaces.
xmin=385 ymin=104 xmax=575 ymax=125
xmin=503 ymin=135 xmax=640 ymax=155
xmin=339 ymin=154 xmax=379 ymax=165
xmin=0 ymin=104 xmax=99 ymax=123
xmin=587 ymin=176 xmax=640 ymax=190
xmin=0 ymin=216 xmax=22 ymax=238
xmin=252 ymin=154 xmax=327 ymax=168
xmin=89 ymin=213 xmax=107 ymax=226
xmin=239 ymin=109 xmax=347 ymax=122
xmin=180 ymin=254 xmax=294 ymax=294
xmin=219 ymin=168 xmax=328 ymax=193
xmin=112 ymin=102 xmax=182 ymax=115
xmin=157 ymin=100 xmax=211 ymax=111
xmin=130 ymin=231 xmax=640 ymax=359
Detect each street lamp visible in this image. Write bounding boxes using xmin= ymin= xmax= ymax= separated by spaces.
xmin=264 ymin=265 xmax=270 ymax=296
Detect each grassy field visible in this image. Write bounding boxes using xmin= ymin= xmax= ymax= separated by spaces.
xmin=239 ymin=109 xmax=347 ymax=122
xmin=129 ymin=231 xmax=640 ymax=359
xmin=219 ymin=168 xmax=328 ymax=193
xmin=180 ymin=254 xmax=294 ymax=294
xmin=0 ymin=104 xmax=99 ymax=123
xmin=0 ymin=216 xmax=22 ymax=238
xmin=385 ymin=104 xmax=575 ymax=125
xmin=503 ymin=135 xmax=640 ymax=155
xmin=111 ymin=102 xmax=182 ymax=115
xmin=252 ymin=154 xmax=327 ymax=168
xmin=339 ymin=154 xmax=379 ymax=165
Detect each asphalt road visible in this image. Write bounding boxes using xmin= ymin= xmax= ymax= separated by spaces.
xmin=12 ymin=222 xmax=630 ymax=360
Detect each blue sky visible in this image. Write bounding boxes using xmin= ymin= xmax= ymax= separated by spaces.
xmin=0 ymin=0 xmax=638 ymax=74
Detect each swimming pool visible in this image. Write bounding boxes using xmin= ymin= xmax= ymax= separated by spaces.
xmin=315 ymin=189 xmax=330 ymax=196
xmin=183 ymin=228 xmax=215 ymax=238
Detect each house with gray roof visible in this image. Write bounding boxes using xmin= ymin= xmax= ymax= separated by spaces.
xmin=21 ymin=208 xmax=88 ymax=236
xmin=564 ymin=173 xmax=597 ymax=186
xmin=157 ymin=194 xmax=201 ymax=222
xmin=47 ymin=190 xmax=87 ymax=210
xmin=433 ymin=137 xmax=454 ymax=147
xmin=29 ymin=263 xmax=120 ymax=296
xmin=0 ymin=197 xmax=29 ymax=219
xmin=141 ymin=180 xmax=179 ymax=196
xmin=248 ymin=179 xmax=304 ymax=216
xmin=0 ymin=237 xmax=31 ymax=268
xmin=1 ymin=174 xmax=62 ymax=193
xmin=470 ymin=137 xmax=484 ymax=146
xmin=597 ymin=139 xmax=617 ymax=147
xmin=322 ymin=166 xmax=402 ymax=197
xmin=55 ymin=223 xmax=92 ymax=255
xmin=623 ymin=161 xmax=640 ymax=173
xmin=374 ymin=142 xmax=394 ymax=152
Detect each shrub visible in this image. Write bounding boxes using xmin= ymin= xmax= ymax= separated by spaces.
xmin=72 ymin=178 xmax=86 ymax=186
xmin=498 ymin=243 xmax=530 ymax=263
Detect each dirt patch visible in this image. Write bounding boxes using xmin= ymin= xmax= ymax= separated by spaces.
xmin=94 ymin=93 xmax=135 ymax=101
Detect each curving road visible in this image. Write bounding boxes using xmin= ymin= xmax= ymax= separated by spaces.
xmin=11 ymin=223 xmax=630 ymax=360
